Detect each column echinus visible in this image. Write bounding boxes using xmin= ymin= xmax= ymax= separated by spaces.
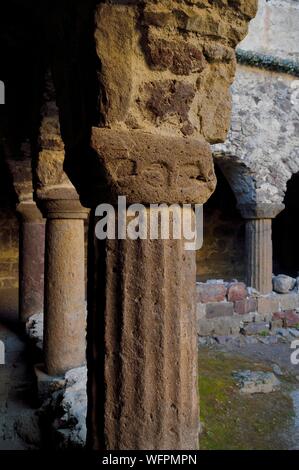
xmin=239 ymin=203 xmax=285 ymax=295
xmin=6 ymin=151 xmax=45 ymax=324
xmin=35 ymin=75 xmax=88 ymax=376
xmin=67 ymin=1 xmax=258 ymax=450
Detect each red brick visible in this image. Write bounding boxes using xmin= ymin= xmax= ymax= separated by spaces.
xmin=234 ymin=298 xmax=257 ymax=315
xmin=196 ymin=283 xmax=227 ymax=303
xmin=227 ymin=282 xmax=247 ymax=302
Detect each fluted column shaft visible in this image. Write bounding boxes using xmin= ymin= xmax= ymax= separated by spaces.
xmin=17 ymin=202 xmax=45 ymax=323
xmin=42 ymin=200 xmax=88 ymax=376
xmin=245 ymin=218 xmax=272 ymax=294
xmin=239 ymin=203 xmax=285 ymax=295
xmin=87 ymin=208 xmax=198 ymax=450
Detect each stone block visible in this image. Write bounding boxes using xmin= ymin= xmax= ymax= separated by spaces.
xmin=273 ymin=274 xmax=296 ymax=294
xmin=196 ymin=302 xmax=206 ymax=321
xmin=241 ymin=322 xmax=270 ymax=336
xmin=279 ymin=293 xmax=299 ymax=311
xmin=206 ymin=302 xmax=234 ymax=319
xmin=198 ymin=316 xmax=242 ymax=336
xmin=273 ymin=311 xmax=299 ymax=328
xmin=34 ymin=364 xmax=66 ymax=403
xmin=146 ymin=32 xmax=207 ymax=76
xmin=196 ymin=282 xmax=227 ymax=303
xmin=234 ymin=298 xmax=257 ymax=315
xmin=257 ymin=296 xmax=280 ymax=315
xmin=227 ymin=282 xmax=247 ymax=302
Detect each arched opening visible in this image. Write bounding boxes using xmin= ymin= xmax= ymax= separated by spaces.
xmin=273 ymin=172 xmax=299 ymax=278
xmin=196 ymin=164 xmax=246 ymax=282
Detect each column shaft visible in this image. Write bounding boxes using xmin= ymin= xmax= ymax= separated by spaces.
xmin=44 ymin=217 xmax=86 ymax=376
xmin=87 ymin=210 xmax=199 ymax=450
xmin=19 ymin=220 xmax=45 ymax=322
xmin=246 ymin=218 xmax=273 ymax=294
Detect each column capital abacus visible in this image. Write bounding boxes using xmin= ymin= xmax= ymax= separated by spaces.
xmin=238 ymin=203 xmax=285 ymax=220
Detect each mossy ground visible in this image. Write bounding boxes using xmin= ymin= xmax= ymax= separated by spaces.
xmin=199 ymin=348 xmax=295 ymax=450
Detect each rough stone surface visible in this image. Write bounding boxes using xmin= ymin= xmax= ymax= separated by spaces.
xmin=273 ymin=311 xmax=299 ymax=328
xmin=273 ymin=274 xmax=296 ymax=294
xmin=39 ymin=366 xmax=87 ymax=449
xmin=233 ymin=370 xmax=280 ymax=394
xmin=197 ymin=282 xmax=227 ymax=303
xmin=240 ymin=0 xmax=299 ymax=60
xmin=88 ymin=210 xmax=199 ymax=450
xmin=227 ymin=282 xmax=247 ymax=302
xmin=234 ymin=298 xmax=257 ymax=315
xmin=91 ymin=128 xmax=216 ymax=205
xmin=34 ymin=365 xmax=66 ymax=403
xmin=241 ymin=321 xmax=270 ymax=336
xmin=206 ymin=302 xmax=234 ymax=319
xmin=26 ymin=313 xmax=43 ymax=353
xmin=95 ymin=0 xmax=257 ymax=141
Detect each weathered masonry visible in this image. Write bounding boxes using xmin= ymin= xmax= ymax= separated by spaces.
xmin=0 ymin=0 xmax=258 ymax=450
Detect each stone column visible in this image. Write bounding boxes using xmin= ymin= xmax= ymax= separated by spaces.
xmin=84 ymin=128 xmax=215 ymax=450
xmin=46 ymin=0 xmax=257 ymax=450
xmin=88 ymin=210 xmax=198 ymax=450
xmin=17 ymin=201 xmax=45 ymax=323
xmin=42 ymin=199 xmax=88 ymax=376
xmin=239 ymin=203 xmax=285 ymax=294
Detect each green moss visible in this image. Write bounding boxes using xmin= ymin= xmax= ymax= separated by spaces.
xmin=259 ymin=330 xmax=270 ymax=337
xmin=199 ymin=349 xmax=295 ymax=450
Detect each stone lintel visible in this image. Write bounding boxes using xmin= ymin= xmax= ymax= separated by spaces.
xmin=238 ymin=203 xmax=285 ymax=220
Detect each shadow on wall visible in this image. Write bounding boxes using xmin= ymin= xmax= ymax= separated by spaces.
xmin=196 ymin=164 xmax=246 ymax=282
xmin=273 ymin=172 xmax=299 ymax=278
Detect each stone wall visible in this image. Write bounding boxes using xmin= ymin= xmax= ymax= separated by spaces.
xmin=0 ymin=161 xmax=18 ymax=290
xmin=0 ymin=208 xmax=18 ymax=290
xmin=213 ymin=0 xmax=299 ymax=207
xmin=197 ymin=279 xmax=299 ymax=336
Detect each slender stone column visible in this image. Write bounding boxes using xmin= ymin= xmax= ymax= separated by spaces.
xmin=17 ymin=202 xmax=45 ymax=323
xmin=42 ymin=199 xmax=88 ymax=376
xmin=239 ymin=203 xmax=285 ymax=294
xmin=87 ymin=208 xmax=198 ymax=450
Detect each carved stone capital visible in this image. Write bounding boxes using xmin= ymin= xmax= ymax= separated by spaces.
xmin=90 ymin=128 xmax=216 ymax=205
xmin=238 ymin=203 xmax=285 ymax=220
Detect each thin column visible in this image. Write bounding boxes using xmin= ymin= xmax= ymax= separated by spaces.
xmin=239 ymin=203 xmax=285 ymax=295
xmin=42 ymin=200 xmax=88 ymax=376
xmin=17 ymin=202 xmax=45 ymax=323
